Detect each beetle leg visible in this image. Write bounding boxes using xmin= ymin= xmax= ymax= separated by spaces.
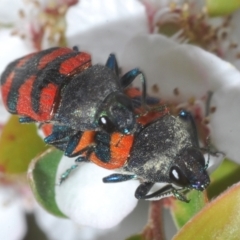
xmin=75 ymin=155 xmax=89 ymax=162
xmin=52 ymin=139 xmax=70 ymax=151
xmin=93 ymin=131 xmax=111 ymax=163
xmin=59 ymin=164 xmax=79 ymax=184
xmin=65 ymin=141 xmax=96 ymax=159
xmin=102 ymin=173 xmax=136 ymax=183
xmin=59 ymin=156 xmax=89 ymax=185
xmin=44 ymin=133 xmax=71 ymax=145
xmin=136 ymin=184 xmax=173 ymax=200
xmin=19 ymin=116 xmax=36 ymax=123
xmin=105 ymin=53 xmax=119 ymax=76
xmin=135 ymin=185 xmax=173 ymax=199
xmin=44 ymin=125 xmax=75 ymax=144
xmin=172 ymin=188 xmax=190 ymax=203
xmin=134 ymin=182 xmax=154 ymax=199
xmin=71 ymin=145 xmax=96 ymax=159
xmin=64 ymin=131 xmax=84 ymax=157
xmin=59 ymin=155 xmax=91 ymax=184
xmin=59 ymin=148 xmax=94 ymax=184
xmin=135 ymin=184 xmax=189 ymax=202
xmin=120 ymin=69 xmax=147 ymax=109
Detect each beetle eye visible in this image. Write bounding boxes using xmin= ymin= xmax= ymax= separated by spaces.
xmin=187 ymin=148 xmax=205 ymax=167
xmin=98 ymin=116 xmax=116 ymax=133
xmin=179 ymin=110 xmax=190 ymax=120
xmin=169 ymin=166 xmax=189 ymax=187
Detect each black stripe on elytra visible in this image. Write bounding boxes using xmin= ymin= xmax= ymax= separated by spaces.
xmin=4 ymin=48 xmax=82 ymax=116
xmin=30 ymin=50 xmax=84 ymax=114
xmin=5 ymin=48 xmax=59 ymax=114
xmin=94 ymin=132 xmax=111 ymax=163
xmin=0 ymin=60 xmax=19 ymax=85
xmin=0 ymin=60 xmax=22 ymax=114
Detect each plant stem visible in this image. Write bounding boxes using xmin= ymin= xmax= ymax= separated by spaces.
xmin=142 ymin=199 xmax=165 ymax=240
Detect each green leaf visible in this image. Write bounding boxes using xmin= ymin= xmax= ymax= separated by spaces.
xmin=208 ymin=159 xmax=240 ymax=199
xmin=28 ymin=148 xmax=65 ymax=217
xmin=206 ymin=0 xmax=240 ymax=16
xmin=173 ymin=182 xmax=240 ymax=240
xmin=0 ymin=116 xmax=48 ymax=174
xmin=126 ymin=235 xmax=143 ymax=240
xmin=170 ymin=190 xmax=208 ymax=229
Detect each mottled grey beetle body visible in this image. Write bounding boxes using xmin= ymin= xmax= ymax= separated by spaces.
xmin=53 ymin=65 xmax=135 ymax=133
xmin=127 ymin=113 xmax=208 ymax=185
xmin=128 ymin=114 xmax=194 ymax=180
xmin=104 ymin=110 xmax=210 ymax=202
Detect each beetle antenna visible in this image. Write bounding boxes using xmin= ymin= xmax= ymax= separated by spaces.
xmin=135 ymin=104 xmax=168 ymax=118
xmin=205 ymin=91 xmax=213 ymax=117
xmin=200 ymin=136 xmax=225 ymax=170
xmin=205 ymin=136 xmax=210 ymax=170
xmin=72 ymin=46 xmax=79 ymax=52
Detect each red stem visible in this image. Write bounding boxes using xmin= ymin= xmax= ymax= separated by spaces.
xmin=142 ymin=199 xmax=165 ymax=240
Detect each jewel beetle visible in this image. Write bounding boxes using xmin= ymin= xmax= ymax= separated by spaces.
xmin=1 ymin=47 xmax=148 ymax=158
xmin=40 ymin=88 xmax=167 ymax=182
xmin=102 ymin=110 xmax=210 ymax=202
xmin=52 ymin=99 xmax=210 ymax=202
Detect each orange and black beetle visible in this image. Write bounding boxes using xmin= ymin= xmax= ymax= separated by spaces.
xmin=1 ymin=47 xmax=147 ymax=158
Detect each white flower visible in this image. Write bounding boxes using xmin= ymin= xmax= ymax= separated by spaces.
xmin=0 ymin=0 xmax=147 ymax=233
xmin=55 ymin=157 xmax=139 ymax=229
xmin=0 ymin=29 xmax=34 ymax=74
xmin=65 ymin=0 xmax=149 ymax=63
xmin=0 ymin=186 xmax=27 ymax=240
xmin=34 ymin=203 xmax=107 ymax=240
xmin=2 ymin=0 xmax=240 ymax=235
xmin=120 ymin=33 xmax=240 ymax=163
xmin=141 ymin=0 xmax=240 ymax=69
xmin=55 ymin=0 xmax=240 ymax=229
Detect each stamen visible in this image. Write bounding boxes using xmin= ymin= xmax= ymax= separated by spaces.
xmin=154 ymin=2 xmax=239 ymax=60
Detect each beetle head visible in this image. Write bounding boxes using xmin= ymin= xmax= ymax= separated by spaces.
xmin=170 ymin=147 xmax=210 ymax=191
xmin=95 ymin=92 xmax=137 ymax=134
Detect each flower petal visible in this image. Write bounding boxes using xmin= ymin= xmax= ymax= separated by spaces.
xmin=0 ymin=0 xmax=25 ymax=24
xmin=55 ymin=156 xmax=139 ymax=229
xmin=0 ymin=30 xmax=35 ymax=123
xmin=66 ymin=0 xmax=149 ymax=63
xmin=0 ymin=29 xmax=34 ymax=74
xmin=209 ymin=80 xmax=240 ymax=163
xmin=34 ymin=204 xmax=102 ymax=240
xmin=120 ymin=34 xmax=239 ymax=102
xmin=0 ymin=187 xmax=27 ymax=240
xmin=120 ymin=34 xmax=240 ymax=165
xmin=227 ymin=10 xmax=240 ymax=69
